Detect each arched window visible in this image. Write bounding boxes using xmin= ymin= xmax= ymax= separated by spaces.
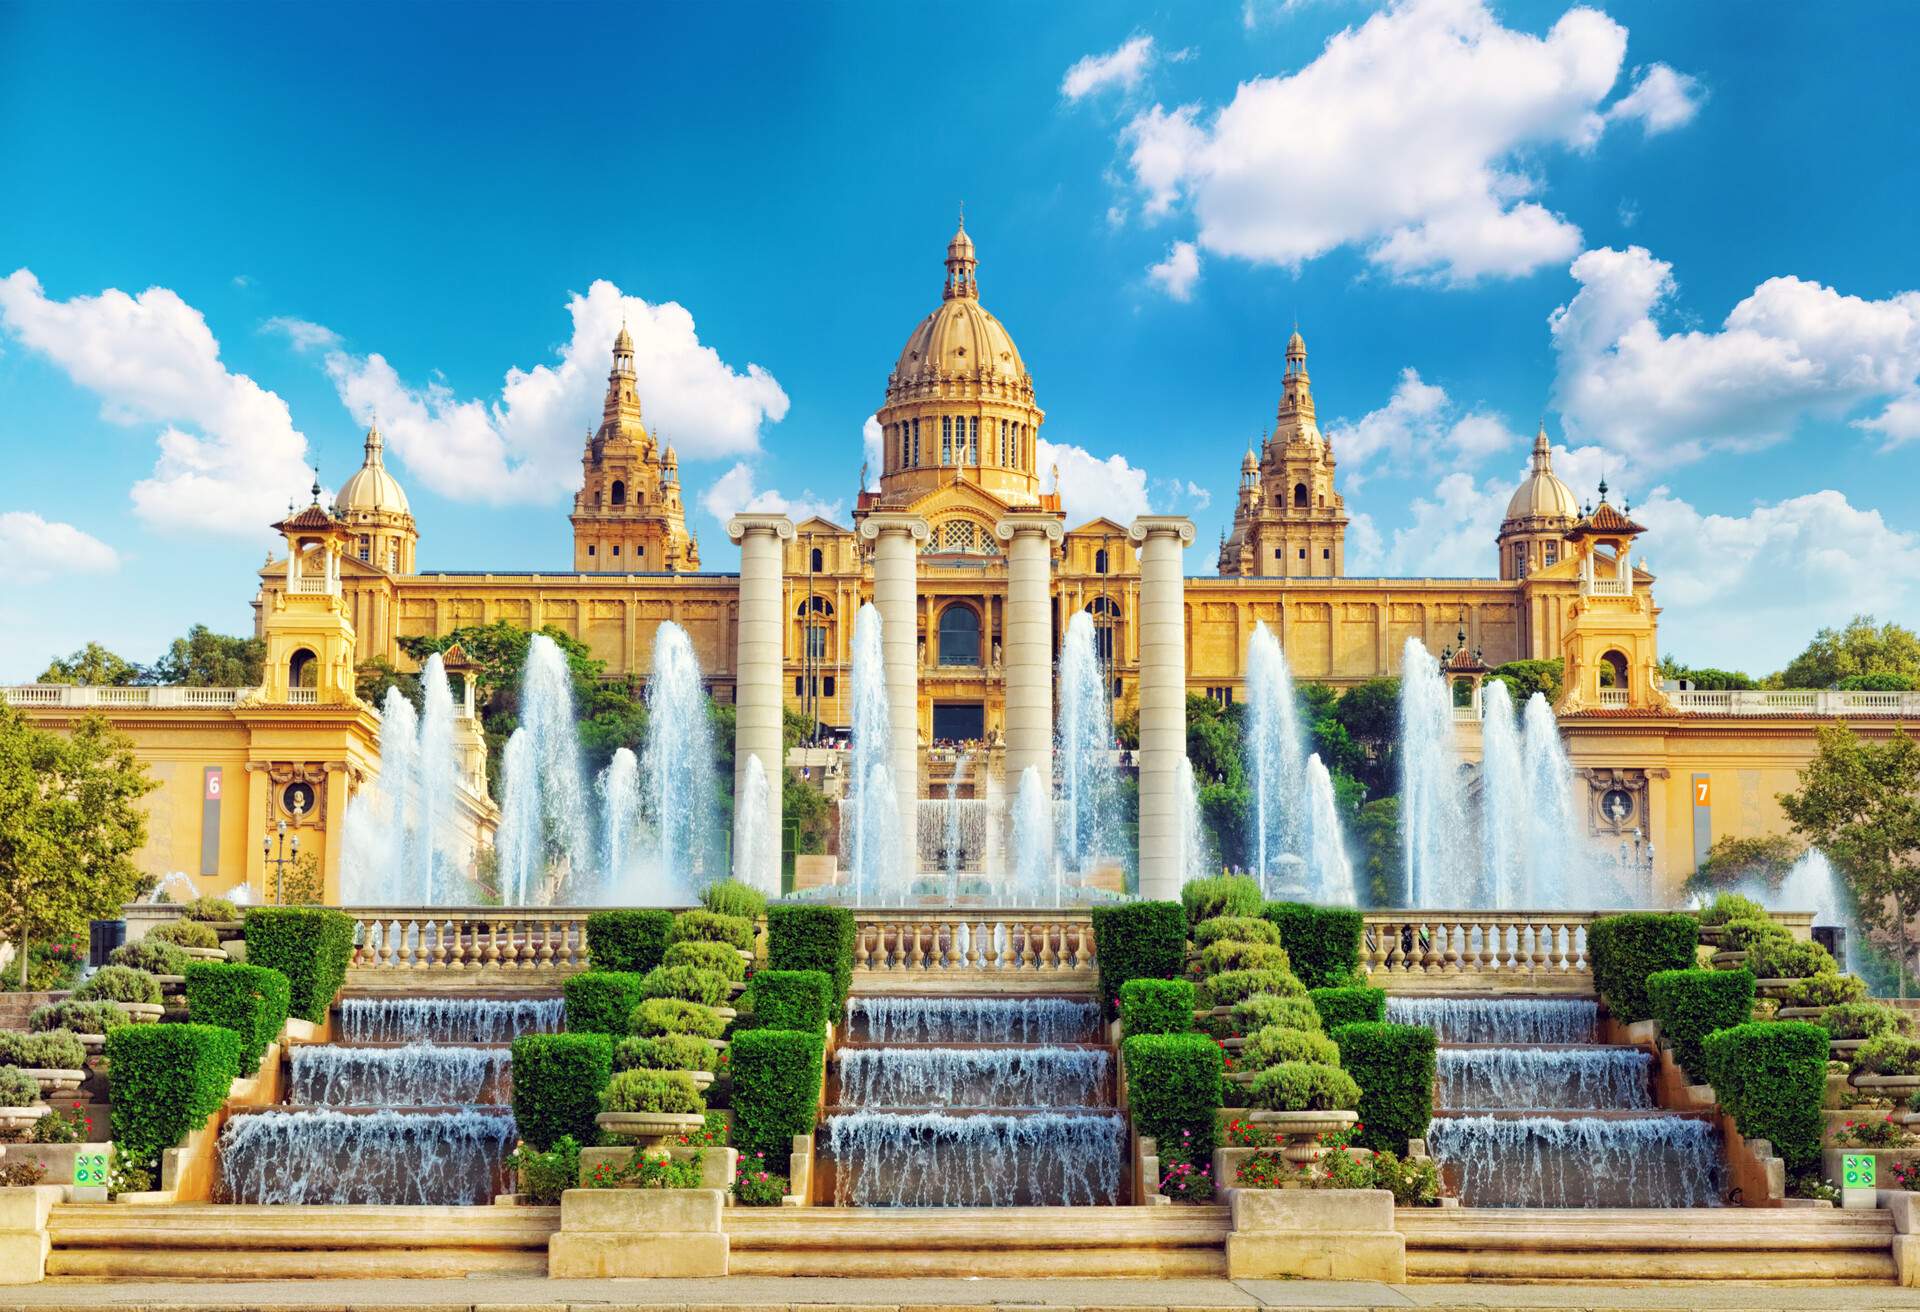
xmin=288 ymin=647 xmax=317 ymax=689
xmin=1086 ymin=596 xmax=1121 ymax=664
xmin=810 ymin=547 xmax=824 ymax=572
xmin=938 ymin=604 xmax=981 ymax=666
xmin=1293 ymin=483 xmax=1308 ymax=508
xmin=1599 ymin=649 xmax=1629 ymax=689
xmin=1093 ymin=549 xmax=1109 ymax=575
xmin=611 ymin=480 xmax=626 ymax=506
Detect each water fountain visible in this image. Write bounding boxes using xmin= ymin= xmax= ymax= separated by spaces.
xmin=734 ymin=754 xmax=774 ymax=896
xmin=1400 ymin=637 xmax=1475 ymax=908
xmin=340 ymin=655 xmax=468 ymax=905
xmin=493 ymin=635 xmax=592 ymax=904
xmin=1056 ymin=613 xmax=1124 ymax=881
xmin=1177 ymin=758 xmax=1213 ymax=881
xmin=1242 ymin=622 xmax=1355 ymax=904
xmin=842 ymin=603 xmax=901 ymax=904
xmin=635 ymin=622 xmax=720 ymax=899
xmin=1008 ymin=766 xmax=1057 ymax=907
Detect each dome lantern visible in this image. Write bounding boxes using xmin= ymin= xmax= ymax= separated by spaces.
xmin=944 ymin=211 xmax=978 ymax=302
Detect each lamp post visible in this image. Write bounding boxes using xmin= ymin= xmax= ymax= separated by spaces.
xmin=263 ymin=812 xmax=301 ymax=905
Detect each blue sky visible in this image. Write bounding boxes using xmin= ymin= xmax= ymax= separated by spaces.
xmin=3 ymin=0 xmax=1918 ymax=679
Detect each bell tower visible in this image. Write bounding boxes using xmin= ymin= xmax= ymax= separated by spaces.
xmin=260 ymin=479 xmax=360 ymax=706
xmin=570 ymin=327 xmax=701 ymax=572
xmin=1218 ymin=330 xmax=1348 ymax=577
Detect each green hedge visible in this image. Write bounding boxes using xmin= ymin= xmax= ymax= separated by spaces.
xmin=1263 ymin=903 xmax=1364 ymax=990
xmin=1180 ymin=875 xmax=1263 ymax=924
xmin=184 ymin=962 xmax=291 ymax=1072
xmin=585 ymin=910 xmax=675 ymax=973
xmin=1120 ymin=978 xmax=1195 ymax=1038
xmin=105 ymin=1022 xmax=241 ymax=1173
xmin=766 ymin=905 xmax=857 ymax=1009
xmin=1331 ymin=1021 xmax=1436 ymax=1153
xmin=511 ymin=1032 xmax=613 ymax=1150
xmin=1309 ymin=985 xmax=1386 ymax=1032
xmin=670 ymin=909 xmax=756 ymax=954
xmin=731 ymin=1028 xmax=825 ymax=1161
xmin=744 ymin=970 xmax=832 ymax=1033
xmin=700 ymin=879 xmax=768 ymax=921
xmin=563 ymin=971 xmax=650 ymax=1036
xmin=242 ymin=907 xmax=354 ymax=1023
xmin=1703 ymin=1021 xmax=1828 ymax=1169
xmin=1122 ymin=1031 xmax=1224 ymax=1162
xmin=1647 ymin=968 xmax=1756 ymax=1080
xmin=1588 ymin=912 xmax=1700 ymax=1024
xmin=1090 ymin=901 xmax=1186 ymax=1019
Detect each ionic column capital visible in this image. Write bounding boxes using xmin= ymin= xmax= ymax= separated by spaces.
xmin=726 ymin=514 xmax=796 ymax=545
xmin=1127 ymin=515 xmax=1197 ymax=547
xmin=858 ymin=512 xmax=930 ymax=543
xmin=992 ymin=512 xmax=1064 ymax=544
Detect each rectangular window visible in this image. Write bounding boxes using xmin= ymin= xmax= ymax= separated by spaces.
xmin=899 ymin=424 xmax=908 ymax=469
xmin=1515 ymin=544 xmax=1527 ymax=578
xmin=1298 ymin=548 xmax=1306 ymax=559
xmin=1274 ymin=548 xmax=1282 ymax=560
xmin=613 ymin=545 xmax=621 ymax=556
xmin=358 ymin=536 xmax=370 ymax=561
xmin=1545 ymin=542 xmax=1558 ymax=566
xmin=942 ymin=415 xmax=952 ymax=463
xmin=806 ymin=624 xmax=827 ymax=659
xmin=588 ymin=545 xmax=596 ymax=557
xmin=823 ymin=676 xmax=836 ymax=698
xmin=912 ymin=417 xmax=920 ymax=466
xmin=968 ymin=416 xmax=978 ymax=463
xmin=1322 ymin=548 xmax=1330 ymax=559
xmin=795 ymin=676 xmax=803 ymax=696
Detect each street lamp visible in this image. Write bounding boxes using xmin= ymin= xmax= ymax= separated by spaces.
xmin=264 ymin=813 xmax=301 ymax=905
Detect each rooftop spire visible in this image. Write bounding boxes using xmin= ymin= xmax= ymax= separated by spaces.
xmin=944 ymin=213 xmax=978 ymax=301
xmin=364 ymin=421 xmax=385 ymax=466
xmin=1530 ymin=421 xmax=1552 ymax=470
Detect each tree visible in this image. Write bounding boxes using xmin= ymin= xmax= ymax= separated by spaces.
xmin=1354 ymin=796 xmax=1403 ymax=907
xmin=1659 ymin=658 xmax=1756 ymax=691
xmin=39 ymin=643 xmax=140 ymax=687
xmin=146 ymin=625 xmax=265 ymax=687
xmin=1780 ymin=724 xmax=1920 ymax=996
xmin=1778 ymin=615 xmax=1920 ymax=689
xmin=0 ymin=708 xmax=156 ymax=987
xmin=1331 ymin=678 xmax=1400 ymax=799
xmin=1487 ymin=659 xmax=1564 ymax=706
xmin=355 ymin=657 xmax=420 ymax=709
xmin=1687 ymin=833 xmax=1804 ymax=897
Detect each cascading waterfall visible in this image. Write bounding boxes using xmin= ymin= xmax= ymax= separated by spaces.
xmin=915 ymin=797 xmax=995 ymax=889
xmin=339 ymin=996 xmax=564 ymax=1044
xmin=1437 ymin=1047 xmax=1653 ymax=1111
xmin=825 ymin=1112 xmax=1125 ymax=1207
xmin=635 ymin=622 xmax=718 ymax=900
xmin=846 ymin=996 xmax=1101 ymax=1045
xmin=1008 ymin=766 xmax=1056 ymax=907
xmin=1400 ymin=637 xmax=1475 ymax=908
xmin=837 ymin=1046 xmax=1111 ymax=1109
xmin=844 ymin=603 xmax=900 ymax=904
xmin=1520 ymin=692 xmax=1583 ymax=906
xmin=1387 ymin=997 xmax=1598 ymax=1045
xmin=1055 ymin=613 xmax=1122 ymax=878
xmin=291 ymin=1044 xmax=510 ymax=1107
xmin=943 ymin=753 xmax=970 ymax=900
xmin=339 ymin=658 xmax=469 ymax=905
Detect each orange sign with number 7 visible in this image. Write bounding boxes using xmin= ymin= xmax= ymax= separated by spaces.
xmin=1694 ymin=778 xmax=1711 ymax=807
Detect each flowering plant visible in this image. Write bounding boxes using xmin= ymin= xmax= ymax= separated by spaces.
xmin=1234 ymin=1149 xmax=1296 ymax=1189
xmin=733 ymin=1150 xmax=787 ymax=1206
xmin=30 ymin=1102 xmax=92 ymax=1145
xmin=1158 ymin=1129 xmax=1214 ymax=1202
xmin=1889 ymin=1159 xmax=1920 ymax=1193
xmin=585 ymin=1146 xmax=705 ymax=1190
xmin=674 ymin=1110 xmax=730 ymax=1147
xmin=1839 ymin=1114 xmax=1910 ymax=1148
xmin=1224 ymin=1117 xmax=1280 ymax=1149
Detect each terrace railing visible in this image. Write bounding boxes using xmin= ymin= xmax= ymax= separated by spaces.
xmin=345 ymin=908 xmax=592 ymax=987
xmin=850 ymin=911 xmax=1098 ymax=994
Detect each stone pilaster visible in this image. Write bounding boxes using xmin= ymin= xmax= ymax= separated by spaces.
xmin=727 ymin=514 xmax=795 ymax=894
xmin=859 ymin=512 xmax=929 ymax=883
xmin=993 ymin=513 xmax=1065 ymax=793
xmin=1129 ymin=515 xmax=1195 ymax=900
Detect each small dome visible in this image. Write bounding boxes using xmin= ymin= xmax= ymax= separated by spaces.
xmin=1286 ymin=329 xmax=1306 ymax=356
xmin=947 ymin=221 xmax=974 ymax=260
xmin=1505 ymin=425 xmax=1579 ymax=522
xmin=1241 ymin=448 xmax=1259 ymax=472
xmin=336 ymin=424 xmax=411 ymax=516
xmin=614 ymin=324 xmax=633 ymax=353
xmin=664 ymin=445 xmax=678 ymax=466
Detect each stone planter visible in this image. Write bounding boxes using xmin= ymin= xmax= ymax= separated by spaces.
xmin=710 ymin=1007 xmax=737 ymax=1025
xmin=72 ymin=1033 xmax=106 ymax=1058
xmin=1753 ymin=977 xmax=1800 ymax=1001
xmin=1246 ymin=1109 xmax=1358 ymax=1165
xmin=176 ymin=946 xmax=227 ymax=962
xmin=1778 ymin=1006 xmax=1827 ymax=1021
xmin=735 ymin=949 xmax=754 ymax=967
xmin=1850 ymin=1072 xmax=1920 ymax=1095
xmin=1831 ymin=1037 xmax=1868 ymax=1058
xmin=0 ymin=1141 xmax=109 ymax=1186
xmin=549 ymin=1188 xmax=728 ymax=1277
xmin=595 ymin=1110 xmax=708 ymax=1149
xmin=727 ymin=982 xmax=747 ymax=999
xmin=1699 ymin=926 xmax=1730 ymax=949
xmin=1711 ymin=949 xmax=1749 ymax=969
xmin=119 ymin=1002 xmax=165 ymax=1024
xmin=19 ymin=1069 xmax=84 ymax=1097
xmin=579 ymin=1144 xmax=735 ymax=1191
xmin=0 ymin=1106 xmax=49 ymax=1136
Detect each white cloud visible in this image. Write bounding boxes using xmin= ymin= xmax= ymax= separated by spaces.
xmin=319 ymin=278 xmax=790 ymax=504
xmin=1184 ymin=480 xmax=1212 ymax=511
xmin=861 ymin=416 xmax=883 ymax=490
xmin=1038 ymin=438 xmax=1152 ymax=526
xmin=1326 ymin=367 xmax=1521 ymax=482
xmin=1549 ymin=245 xmax=1920 ymax=464
xmin=1607 ymin=63 xmax=1704 ymax=135
xmin=1114 ymin=0 xmax=1677 ymax=285
xmin=699 ymin=462 xmax=843 ymax=527
xmin=263 ymin=316 xmax=341 ymax=352
xmin=1147 ymin=241 xmax=1201 ymax=301
xmin=0 ymin=512 xmax=119 ymax=584
xmin=1345 ymin=470 xmax=1510 ymax=576
xmin=0 ymin=269 xmax=315 ymax=536
xmin=1062 ymin=35 xmax=1155 ymax=101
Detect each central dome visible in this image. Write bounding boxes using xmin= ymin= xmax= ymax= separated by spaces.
xmin=885 ymin=217 xmax=1034 ymax=405
xmin=336 ymin=423 xmax=411 ymax=516
xmin=1505 ymin=425 xmax=1579 ymax=522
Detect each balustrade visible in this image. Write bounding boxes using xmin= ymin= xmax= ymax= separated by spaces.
xmin=851 ymin=912 xmax=1097 ymax=992
xmin=1359 ymin=911 xmax=1601 ymax=994
xmin=346 ymin=909 xmax=591 ymax=982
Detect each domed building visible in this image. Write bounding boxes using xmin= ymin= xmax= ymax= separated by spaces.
xmin=334 ymin=423 xmax=418 ymax=575
xmin=1497 ymin=424 xmax=1581 ymax=580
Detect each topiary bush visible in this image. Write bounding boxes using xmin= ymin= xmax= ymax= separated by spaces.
xmin=1699 ymin=892 xmax=1769 ymax=927
xmin=585 ymin=909 xmax=675 ymax=974
xmin=1853 ymin=1033 xmax=1920 ymax=1077
xmin=632 ymin=998 xmax=726 ymax=1039
xmin=614 ymin=1034 xmax=716 ymax=1074
xmin=1823 ymin=1002 xmax=1906 ymax=1041
xmin=663 ymin=939 xmax=747 ymax=982
xmin=1090 ymin=901 xmax=1186 ymax=1020
xmin=1647 ymin=968 xmax=1756 ymax=1080
xmin=742 ymin=970 xmax=832 ymax=1033
xmin=1121 ymin=978 xmax=1195 ymax=1038
xmin=511 ymin=1032 xmax=613 ymax=1150
xmin=1588 ymin=912 xmax=1701 ymax=1024
xmin=1783 ymin=971 xmax=1867 ymax=1008
xmin=563 ymin=972 xmax=650 ymax=1036
xmin=243 ymin=908 xmax=354 ymax=1023
xmin=1262 ymin=903 xmax=1364 ymax=990
xmin=1248 ymin=1061 xmax=1362 ymax=1112
xmin=731 ymin=1028 xmax=825 ymax=1161
xmin=1331 ymin=1021 xmax=1436 ymax=1152
xmin=766 ymin=905 xmax=857 ymax=1009
xmin=1309 ymin=985 xmax=1386 ymax=1032
xmin=0 ymin=1030 xmax=85 ymax=1070
xmin=184 ymin=962 xmax=291 ymax=1072
xmin=1203 ymin=967 xmax=1305 ymax=1009
xmin=1703 ymin=1021 xmax=1827 ymax=1168
xmin=0 ymin=1066 xmax=41 ymax=1107
xmin=700 ymin=879 xmax=768 ymax=922
xmin=1230 ymin=993 xmax=1321 ymax=1035
xmin=108 ymin=940 xmax=192 ymax=977
xmin=148 ymin=919 xmax=220 ymax=950
xmin=638 ymin=965 xmax=730 ymax=1008
xmin=1719 ymin=916 xmax=1791 ymax=954
xmin=1122 ymin=1031 xmax=1224 ymax=1163
xmin=1180 ymin=875 xmax=1264 ymax=925
xmin=1195 ymin=939 xmax=1290 ymax=978
xmin=73 ymin=965 xmax=162 ymax=1006
xmin=182 ymin=895 xmax=240 ymax=922
xmin=30 ymin=1001 xmax=127 ymax=1035
xmin=603 ymin=1068 xmax=704 ymax=1115
xmin=106 ymin=1022 xmax=241 ymax=1174
xmin=1240 ymin=1025 xmax=1340 ymax=1071
xmin=1191 ymin=917 xmax=1280 ymax=949
xmin=669 ymin=910 xmax=756 ymax=954
xmin=1746 ymin=936 xmax=1835 ymax=981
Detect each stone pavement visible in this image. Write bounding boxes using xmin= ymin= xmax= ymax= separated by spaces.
xmin=3 ymin=1277 xmax=1920 ymax=1312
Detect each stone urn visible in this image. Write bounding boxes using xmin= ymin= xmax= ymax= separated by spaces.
xmin=0 ymin=1105 xmax=49 ymax=1136
xmin=684 ymin=1070 xmax=715 ymax=1093
xmin=72 ymin=1032 xmax=107 ymax=1058
xmin=1247 ymin=1109 xmax=1359 ymax=1165
xmin=1777 ymin=1006 xmax=1826 ymax=1021
xmin=594 ymin=1110 xmax=708 ymax=1151
xmin=1753 ymin=977 xmax=1798 ymax=1001
xmin=1710 ymin=949 xmax=1749 ymax=969
xmin=177 ymin=946 xmax=227 ymax=962
xmin=1831 ymin=1037 xmax=1869 ymax=1059
xmin=20 ymin=1068 xmax=85 ymax=1097
xmin=735 ymin=948 xmax=754 ymax=968
xmin=121 ymin=1002 xmax=165 ymax=1024
xmin=1851 ymin=1073 xmax=1920 ymax=1097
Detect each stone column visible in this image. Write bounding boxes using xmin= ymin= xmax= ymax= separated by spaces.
xmin=1129 ymin=516 xmax=1195 ymax=901
xmin=859 ymin=513 xmax=929 ymax=882
xmin=727 ymin=514 xmax=795 ymax=894
xmin=994 ymin=513 xmax=1064 ymax=794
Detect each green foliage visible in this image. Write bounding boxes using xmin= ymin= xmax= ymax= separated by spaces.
xmin=563 ymin=971 xmax=650 ymax=1036
xmin=1241 ymin=1024 xmax=1340 ymax=1071
xmin=506 ymin=1136 xmax=580 ymax=1205
xmin=1719 ymin=916 xmax=1790 ymax=953
xmin=39 ymin=642 xmax=140 ymax=687
xmin=1853 ymin=1033 xmax=1920 ymax=1077
xmin=1783 ymin=971 xmax=1868 ymax=1007
xmin=1309 ymin=985 xmax=1386 ymax=1032
xmin=742 ymin=970 xmax=831 ymax=1033
xmin=1181 ymin=875 xmax=1264 ymax=924
xmin=1261 ymin=903 xmax=1363 ymax=989
xmin=784 ymin=767 xmax=833 ymax=857
xmin=1120 ymin=978 xmax=1195 ymax=1038
xmin=148 ymin=919 xmax=220 ymax=949
xmin=73 ymin=964 xmax=161 ymax=1006
xmin=1822 ymin=1002 xmax=1906 ymax=1040
xmin=0 ymin=1066 xmax=40 ymax=1106
xmin=1248 ymin=1061 xmax=1362 ymax=1112
xmin=1839 ymin=672 xmax=1919 ymax=692
xmin=585 ymin=910 xmax=674 ymax=974
xmin=30 ymin=1000 xmax=127 ymax=1034
xmin=766 ymin=905 xmax=857 ymax=1009
xmin=1230 ymin=993 xmax=1321 ymax=1035
xmin=1662 ymin=661 xmax=1757 ymax=691
xmin=603 ymin=1068 xmax=704 ymax=1115
xmin=1191 ymin=916 xmax=1279 ymax=948
xmin=663 ymin=939 xmax=747 ymax=981
xmin=1698 ymin=892 xmax=1770 ymax=927
xmin=700 ymin=879 xmax=767 ymax=921
xmin=242 ymin=907 xmax=353 ymax=1023
xmin=1090 ymin=901 xmax=1187 ymax=1019
xmin=1196 ymin=938 xmax=1290 ymax=978
xmin=1689 ymin=835 xmax=1805 ymax=896
xmin=1703 ymin=1021 xmax=1829 ymax=1168
xmin=1746 ymin=936 xmax=1835 ymax=980
xmin=730 ymin=1028 xmax=825 ymax=1160
xmin=184 ymin=962 xmax=291 ymax=1072
xmin=1122 ymin=1031 xmax=1224 ymax=1162
xmin=1203 ymin=967 xmax=1305 ymax=1009
xmin=105 ymin=1022 xmax=241 ymax=1173
xmin=632 ymin=998 xmax=726 ymax=1039
xmin=148 ymin=624 xmax=265 ymax=687
xmin=181 ymin=896 xmax=238 ymax=922
xmin=1329 ymin=1021 xmax=1434 ymax=1151
xmin=639 ymin=965 xmax=730 ymax=1007
xmin=1587 ymin=911 xmax=1701 ymax=1024
xmin=511 ymin=1032 xmax=613 ymax=1150
xmin=2 ymin=937 xmax=85 ymax=992
xmin=1328 ymin=678 xmax=1401 ymax=798
xmin=109 ymin=940 xmax=191 ymax=976
xmin=1353 ymin=796 xmax=1403 ymax=907
xmin=669 ymin=909 xmax=755 ymax=953
xmin=613 ymin=1034 xmax=716 ymax=1074
xmin=1779 ymin=615 xmax=1920 ymax=689
xmin=733 ymin=1155 xmax=788 ymax=1206
xmin=1646 ymin=968 xmax=1756 ymax=1079
xmin=1486 ymin=658 xmax=1564 ymax=706
xmin=0 ymin=1028 xmax=84 ymax=1069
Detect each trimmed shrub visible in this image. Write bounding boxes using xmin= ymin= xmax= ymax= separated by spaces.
xmin=638 ymin=965 xmax=730 ymax=1008
xmin=700 ymin=879 xmax=768 ymax=922
xmin=1180 ymin=876 xmax=1264 ymax=924
xmin=632 ymin=998 xmax=726 ymax=1039
xmin=1191 ymin=917 xmax=1280 ymax=949
xmin=1248 ymin=1061 xmax=1362 ymax=1112
xmin=1309 ymin=985 xmax=1386 ymax=1032
xmin=1241 ymin=1025 xmax=1340 ymax=1071
xmin=731 ymin=1028 xmax=825 ymax=1160
xmin=0 ymin=1067 xmax=39 ymax=1107
xmin=1823 ymin=1002 xmax=1906 ymax=1041
xmin=182 ymin=895 xmax=240 ymax=922
xmin=1588 ymin=912 xmax=1700 ymax=1024
xmin=1854 ymin=1033 xmax=1920 ymax=1077
xmin=148 ymin=919 xmax=220 ymax=950
xmin=1122 ymin=1031 xmax=1224 ymax=1161
xmin=108 ymin=940 xmax=192 ymax=976
xmin=1262 ymin=903 xmax=1364 ymax=990
xmin=669 ymin=910 xmax=756 ymax=954
xmin=184 ymin=962 xmax=291 ymax=1072
xmin=0 ymin=1030 xmax=85 ymax=1069
xmin=614 ymin=1034 xmax=716 ymax=1074
xmin=563 ymin=971 xmax=650 ymax=1036
xmin=106 ymin=1022 xmax=241 ymax=1172
xmin=766 ymin=905 xmax=858 ymax=1009
xmin=1647 ymin=968 xmax=1756 ymax=1080
xmin=1699 ymin=892 xmax=1768 ymax=927
xmin=1230 ymin=993 xmax=1321 ymax=1034
xmin=1747 ymin=936 xmax=1835 ymax=981
xmin=1783 ymin=971 xmax=1867 ymax=1008
xmin=1332 ymin=1021 xmax=1436 ymax=1152
xmin=603 ymin=1068 xmax=704 ymax=1114
xmin=511 ymin=1032 xmax=613 ymax=1150
xmin=1090 ymin=902 xmax=1186 ymax=1020
xmin=73 ymin=965 xmax=162 ymax=1006
xmin=1196 ymin=939 xmax=1290 ymax=978
xmin=663 ymin=939 xmax=747 ymax=982
xmin=1121 ymin=978 xmax=1195 ymax=1038
xmin=243 ymin=908 xmax=354 ymax=1023
xmin=743 ymin=970 xmax=832 ymax=1034
xmin=1720 ymin=916 xmax=1791 ymax=953
xmin=30 ymin=1001 xmax=127 ymax=1034
xmin=1203 ymin=967 xmax=1305 ymax=1009
xmin=1703 ymin=1021 xmax=1827 ymax=1168
xmin=585 ymin=909 xmax=674 ymax=974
